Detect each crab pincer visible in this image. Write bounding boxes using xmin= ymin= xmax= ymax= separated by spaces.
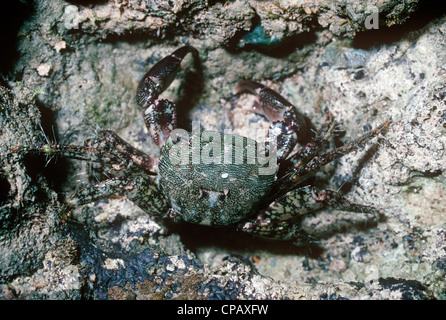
xmin=234 ymin=81 xmax=307 ymax=161
xmin=136 ymin=46 xmax=198 ymax=147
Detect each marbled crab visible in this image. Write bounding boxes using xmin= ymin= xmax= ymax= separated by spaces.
xmin=15 ymin=46 xmax=387 ymax=245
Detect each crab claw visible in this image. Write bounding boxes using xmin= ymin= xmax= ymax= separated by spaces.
xmin=137 ymin=46 xmax=197 ymax=147
xmin=137 ymin=46 xmax=197 ymax=108
xmin=235 ymin=81 xmax=307 ymax=161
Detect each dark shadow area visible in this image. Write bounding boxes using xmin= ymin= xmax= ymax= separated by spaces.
xmin=99 ymin=30 xmax=173 ymax=45
xmin=0 ymin=1 xmax=35 ymax=77
xmin=207 ymin=0 xmax=234 ymax=7
xmin=66 ymin=0 xmax=108 ymax=5
xmin=353 ymin=0 xmax=446 ymax=49
xmin=168 ymin=207 xmax=385 ymax=258
xmin=164 ymin=219 xmax=323 ymax=258
xmin=0 ymin=176 xmax=11 ymax=204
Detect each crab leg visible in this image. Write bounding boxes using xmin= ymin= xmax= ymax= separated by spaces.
xmin=239 ymin=185 xmax=379 ymax=244
xmin=136 ymin=46 xmax=198 ymax=147
xmin=286 ymin=110 xmax=335 ymax=170
xmin=12 ymin=130 xmax=158 ymax=174
xmin=126 ymin=176 xmax=169 ymax=217
xmin=91 ymin=130 xmax=159 ymax=174
xmin=272 ymin=110 xmax=334 ymax=193
xmin=286 ymin=120 xmax=389 ymax=189
xmin=234 ymin=81 xmax=307 ymax=161
xmin=59 ymin=175 xmax=168 ymax=220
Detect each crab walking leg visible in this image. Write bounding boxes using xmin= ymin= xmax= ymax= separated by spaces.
xmin=275 ymin=110 xmax=335 ymax=188
xmin=90 ymin=130 xmax=159 ymax=174
xmin=126 ymin=176 xmax=169 ymax=216
xmin=11 ymin=130 xmax=159 ymax=174
xmin=271 ymin=111 xmax=336 ymax=197
xmin=243 ymin=219 xmax=313 ymax=246
xmin=11 ymin=143 xmax=119 ymax=163
xmin=288 ymin=120 xmax=390 ymax=187
xmin=287 ymin=110 xmax=335 ymax=170
xmin=239 ymin=185 xmax=379 ymax=243
xmin=60 ymin=176 xmax=168 ymax=220
xmin=136 ymin=46 xmax=198 ymax=147
xmin=234 ymin=81 xmax=307 ymax=161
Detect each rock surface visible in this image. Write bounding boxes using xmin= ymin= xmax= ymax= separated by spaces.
xmin=0 ymin=0 xmax=445 ymax=299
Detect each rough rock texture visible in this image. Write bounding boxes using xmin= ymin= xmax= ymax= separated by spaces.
xmin=1 ymin=0 xmax=445 ymax=300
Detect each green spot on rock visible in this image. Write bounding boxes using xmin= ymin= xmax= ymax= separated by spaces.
xmin=241 ymin=24 xmax=281 ymax=47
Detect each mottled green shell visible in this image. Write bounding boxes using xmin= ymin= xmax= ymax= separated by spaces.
xmin=158 ymin=131 xmax=277 ymax=226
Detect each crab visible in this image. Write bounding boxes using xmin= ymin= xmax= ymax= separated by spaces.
xmin=15 ymin=46 xmax=388 ymax=245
